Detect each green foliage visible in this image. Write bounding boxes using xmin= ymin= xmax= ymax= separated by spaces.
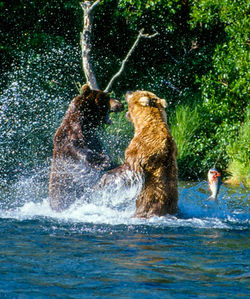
xmin=117 ymin=0 xmax=182 ymax=32
xmin=190 ymin=117 xmax=240 ymax=178
xmin=170 ymin=105 xmax=200 ymax=179
xmin=170 ymin=105 xmax=199 ymax=159
xmin=184 ymin=0 xmax=249 ymax=179
xmin=190 ymin=0 xmax=249 ymax=121
xmin=102 ymin=101 xmax=133 ymax=165
xmin=226 ymin=107 xmax=250 ymax=187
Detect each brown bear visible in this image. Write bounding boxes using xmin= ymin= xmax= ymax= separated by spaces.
xmin=98 ymin=90 xmax=178 ymax=218
xmin=49 ymin=84 xmax=123 ymax=212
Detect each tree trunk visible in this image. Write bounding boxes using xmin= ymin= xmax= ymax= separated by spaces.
xmin=80 ymin=1 xmax=99 ymax=90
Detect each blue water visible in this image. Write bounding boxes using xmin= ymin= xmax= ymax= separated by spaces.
xmin=0 ymin=169 xmax=249 ymax=298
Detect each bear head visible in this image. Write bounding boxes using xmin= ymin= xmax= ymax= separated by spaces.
xmin=75 ymin=84 xmax=124 ymax=128
xmin=125 ymin=90 xmax=167 ymax=128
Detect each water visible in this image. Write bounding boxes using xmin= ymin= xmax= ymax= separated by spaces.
xmin=0 ymin=170 xmax=249 ymax=298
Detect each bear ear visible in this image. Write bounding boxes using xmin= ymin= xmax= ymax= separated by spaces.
xmin=139 ymin=96 xmax=150 ymax=106
xmin=158 ymin=98 xmax=167 ymax=108
xmin=126 ymin=92 xmax=134 ymax=103
xmin=80 ymin=84 xmax=91 ymax=97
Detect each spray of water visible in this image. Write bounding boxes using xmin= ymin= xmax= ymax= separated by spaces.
xmin=0 ymin=166 xmax=249 ymax=230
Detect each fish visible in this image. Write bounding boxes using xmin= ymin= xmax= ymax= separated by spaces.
xmin=208 ymin=168 xmax=222 ymax=200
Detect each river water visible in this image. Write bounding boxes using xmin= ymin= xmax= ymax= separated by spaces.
xmin=0 ymin=169 xmax=249 ymax=298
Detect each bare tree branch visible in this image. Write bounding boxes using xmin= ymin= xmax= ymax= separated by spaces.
xmin=104 ymin=29 xmax=159 ymax=92
xmin=90 ymin=0 xmax=101 ymax=11
xmin=80 ymin=1 xmax=99 ymax=90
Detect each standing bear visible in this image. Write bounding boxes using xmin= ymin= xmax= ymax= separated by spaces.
xmin=98 ymin=90 xmax=178 ymax=218
xmin=49 ymin=84 xmax=123 ymax=211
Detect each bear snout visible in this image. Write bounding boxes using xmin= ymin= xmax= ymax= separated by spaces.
xmin=109 ymin=98 xmax=124 ymax=112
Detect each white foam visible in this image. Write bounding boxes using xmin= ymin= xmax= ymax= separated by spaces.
xmin=0 ymin=173 xmax=249 ymax=230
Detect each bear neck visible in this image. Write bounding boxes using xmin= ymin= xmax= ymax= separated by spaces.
xmin=68 ymin=97 xmax=104 ymax=130
xmin=125 ymin=108 xmax=174 ymax=174
xmin=61 ymin=108 xmax=102 ymax=142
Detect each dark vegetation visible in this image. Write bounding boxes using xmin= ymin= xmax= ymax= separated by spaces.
xmin=0 ymin=0 xmax=249 ymax=186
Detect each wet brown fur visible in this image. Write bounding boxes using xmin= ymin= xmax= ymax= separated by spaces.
xmin=49 ymin=84 xmax=123 ymax=212
xmin=99 ymin=90 xmax=178 ymax=218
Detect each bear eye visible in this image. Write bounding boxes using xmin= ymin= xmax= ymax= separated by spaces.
xmin=149 ymin=98 xmax=158 ymax=107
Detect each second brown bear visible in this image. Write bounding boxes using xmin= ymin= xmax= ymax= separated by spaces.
xmin=98 ymin=90 xmax=178 ymax=218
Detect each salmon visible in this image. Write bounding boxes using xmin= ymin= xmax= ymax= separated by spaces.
xmin=208 ymin=168 xmax=222 ymax=200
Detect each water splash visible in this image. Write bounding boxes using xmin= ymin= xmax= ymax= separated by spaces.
xmin=0 ymin=47 xmax=82 ymax=183
xmin=0 ymin=169 xmax=249 ymax=230
xmin=178 ymin=181 xmax=249 ymax=229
